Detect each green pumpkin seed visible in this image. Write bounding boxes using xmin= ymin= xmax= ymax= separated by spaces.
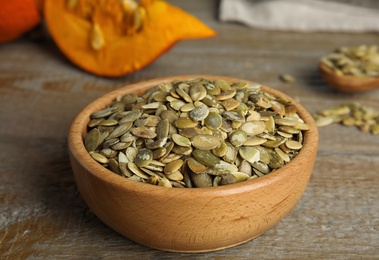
xmin=164 ymin=159 xmax=184 ymax=174
xmin=275 ymin=147 xmax=291 ymax=162
xmin=189 ymin=83 xmax=207 ymax=101
xmin=89 ymin=151 xmax=108 ymax=164
xmin=229 ymin=130 xmax=247 ymax=147
xmin=192 ymin=149 xmax=220 ymax=167
xmin=241 ymin=121 xmax=266 ymax=136
xmin=134 ymin=148 xmax=153 ymax=167
xmin=285 ymin=140 xmax=303 ymax=150
xmin=191 ymin=134 xmax=220 ymax=150
xmin=118 ymin=110 xmax=142 ymax=123
xmin=223 ymin=142 xmax=238 ymax=163
xmin=175 ymin=117 xmax=198 ymax=129
xmin=121 ymin=93 xmax=138 ymax=104
xmin=268 ymin=151 xmax=284 ymax=169
xmin=158 ymin=177 xmax=172 ymax=188
xmin=238 ymin=160 xmax=252 ymax=176
xmin=100 ymin=148 xmax=117 ymax=158
xmin=244 ymin=136 xmax=267 ymax=146
xmin=190 ymin=172 xmax=213 ymax=188
xmin=215 ymin=79 xmax=231 ymax=90
xmin=190 ymin=104 xmax=209 ymax=121
xmin=156 ymin=119 xmax=169 ymax=139
xmin=131 ymin=127 xmax=157 ymax=139
xmin=221 ymin=98 xmax=240 ymax=111
xmin=187 ymin=157 xmax=207 ymax=173
xmin=165 ymin=171 xmax=184 ymax=181
xmin=106 ymin=123 xmax=132 ymax=139
xmin=108 ymin=158 xmax=121 ymax=175
xmin=90 ymin=106 xmax=119 ymax=119
xmin=84 ymin=128 xmax=101 ymax=152
xmin=212 ymin=142 xmax=228 ymax=157
xmin=220 ymin=174 xmax=237 ymax=185
xmin=204 ymin=112 xmax=222 ymax=130
xmin=232 ymin=172 xmax=249 ymax=182
xmin=239 ymin=147 xmax=260 ymax=164
xmin=172 ymin=133 xmax=191 ymax=147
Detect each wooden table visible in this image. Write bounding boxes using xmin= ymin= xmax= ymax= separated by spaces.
xmin=1 ymin=1 xmax=378 ymax=258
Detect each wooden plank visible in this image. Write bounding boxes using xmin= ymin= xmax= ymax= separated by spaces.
xmin=1 ymin=0 xmax=378 ymax=258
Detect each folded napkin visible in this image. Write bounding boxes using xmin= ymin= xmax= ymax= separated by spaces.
xmin=219 ymin=0 xmax=379 ymax=32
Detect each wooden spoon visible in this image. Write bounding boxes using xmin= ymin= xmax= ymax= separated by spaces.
xmin=319 ymin=63 xmax=379 ymax=93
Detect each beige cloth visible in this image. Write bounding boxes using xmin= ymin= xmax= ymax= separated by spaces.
xmin=219 ymin=0 xmax=379 ymax=32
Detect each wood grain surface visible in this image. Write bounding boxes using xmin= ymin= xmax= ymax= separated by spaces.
xmin=1 ymin=0 xmax=378 ymax=259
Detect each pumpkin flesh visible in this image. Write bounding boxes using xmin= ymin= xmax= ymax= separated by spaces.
xmin=44 ymin=0 xmax=216 ymax=77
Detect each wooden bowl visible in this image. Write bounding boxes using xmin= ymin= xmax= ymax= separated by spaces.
xmin=68 ymin=75 xmax=319 ymax=252
xmin=320 ymin=63 xmax=379 ymax=93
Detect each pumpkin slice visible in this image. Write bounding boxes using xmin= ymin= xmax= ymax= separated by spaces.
xmin=44 ymin=0 xmax=216 ymax=77
xmin=0 ymin=0 xmax=41 ymax=43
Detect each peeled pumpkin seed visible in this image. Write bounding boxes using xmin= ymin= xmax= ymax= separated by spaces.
xmin=223 ymin=142 xmax=238 ymax=163
xmin=131 ymin=127 xmax=157 ymax=139
xmin=84 ymin=128 xmax=101 ymax=152
xmin=285 ymin=140 xmax=303 ymax=150
xmin=90 ymin=106 xmax=118 ymax=119
xmin=134 ymin=148 xmax=153 ymax=167
xmin=128 ymin=162 xmax=150 ymax=179
xmin=313 ymin=103 xmax=379 ymax=135
xmin=107 ymin=124 xmax=132 ymax=139
xmin=241 ymin=121 xmax=266 ymax=136
xmin=204 ymin=112 xmax=222 ymax=130
xmin=164 ymin=159 xmax=184 ymax=174
xmin=100 ymin=148 xmax=117 ymax=158
xmin=212 ymin=142 xmax=228 ymax=157
xmin=238 ymin=160 xmax=252 ymax=176
xmin=84 ymin=78 xmax=310 ymax=188
xmin=268 ymin=151 xmax=284 ymax=169
xmin=189 ymin=83 xmax=207 ymax=101
xmin=166 ymin=171 xmax=184 ymax=181
xmin=321 ymin=45 xmax=379 ymax=77
xmin=192 ymin=149 xmax=220 ymax=167
xmin=158 ymin=177 xmax=172 ymax=187
xmin=275 ymin=147 xmax=291 ymax=163
xmin=213 ymin=160 xmax=238 ymax=175
xmin=232 ymin=172 xmax=250 ymax=182
xmin=171 ymin=145 xmax=192 ymax=155
xmin=89 ymin=151 xmax=108 ymax=164
xmin=191 ymin=134 xmax=220 ymax=150
xmin=190 ymin=172 xmax=213 ymax=188
xmin=118 ymin=110 xmax=142 ymax=123
xmin=187 ymin=157 xmax=207 ymax=173
xmin=172 ymin=133 xmax=191 ymax=147
xmin=220 ymin=174 xmax=237 ymax=185
xmin=108 ymin=158 xmax=121 ymax=175
xmin=239 ymin=147 xmax=260 ymax=164
xmin=252 ymin=161 xmax=270 ymax=174
xmin=175 ymin=117 xmax=198 ymax=129
xmin=111 ymin=142 xmax=130 ymax=150
xmin=190 ymin=104 xmax=209 ymax=121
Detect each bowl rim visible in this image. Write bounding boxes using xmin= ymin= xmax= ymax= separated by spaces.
xmin=68 ymin=75 xmax=319 ymax=197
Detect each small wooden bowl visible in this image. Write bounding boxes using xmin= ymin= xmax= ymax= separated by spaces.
xmin=68 ymin=75 xmax=319 ymax=252
xmin=320 ymin=63 xmax=379 ymax=93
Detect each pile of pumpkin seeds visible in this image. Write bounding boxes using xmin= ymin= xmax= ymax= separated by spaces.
xmin=314 ymin=103 xmax=379 ymax=135
xmin=84 ymin=78 xmax=310 ymax=188
xmin=320 ymin=45 xmax=379 ymax=77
